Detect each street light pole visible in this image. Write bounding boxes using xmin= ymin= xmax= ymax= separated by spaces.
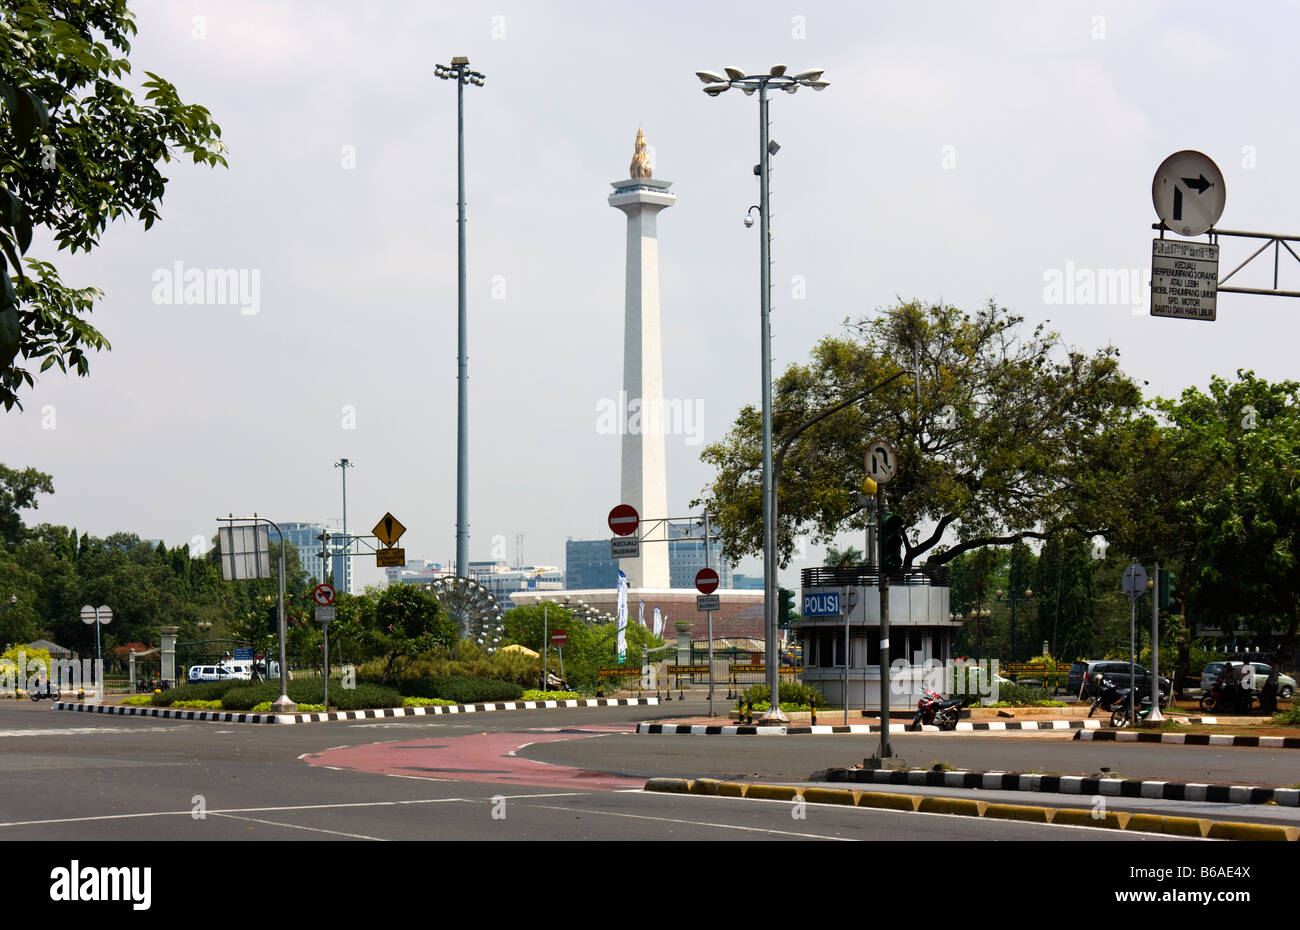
xmin=696 ymin=64 xmax=829 ymax=724
xmin=334 ymin=458 xmax=352 ymax=593
xmin=757 ymin=77 xmax=780 ymax=720
xmin=436 ymin=56 xmax=486 ymax=581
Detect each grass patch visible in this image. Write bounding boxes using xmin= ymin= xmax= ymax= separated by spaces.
xmin=171 ymin=700 xmax=223 ymax=709
xmin=251 ymin=701 xmax=326 ymax=713
xmin=520 ymin=690 xmax=581 ymax=701
xmin=120 ymin=695 xmax=153 ymax=706
xmin=403 ymin=697 xmax=456 ymax=707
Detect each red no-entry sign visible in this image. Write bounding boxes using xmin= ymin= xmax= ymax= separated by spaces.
xmin=313 ymin=584 xmax=336 ymax=606
xmin=551 ymin=629 xmax=568 ymax=646
xmin=608 ymin=504 xmax=639 ymax=537
xmin=695 ymin=568 xmax=719 ymax=595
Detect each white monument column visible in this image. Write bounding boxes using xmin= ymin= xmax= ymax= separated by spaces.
xmin=609 ymin=129 xmax=673 ymax=589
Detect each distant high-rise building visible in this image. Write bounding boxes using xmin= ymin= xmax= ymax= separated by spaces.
xmin=565 ymin=539 xmax=620 ymax=590
xmin=667 ymin=523 xmax=732 ymax=590
xmin=565 ymin=531 xmax=731 ymax=590
xmin=277 ymin=522 xmax=351 ymax=591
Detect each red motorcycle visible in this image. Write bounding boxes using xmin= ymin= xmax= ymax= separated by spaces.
xmin=911 ymin=688 xmax=963 ymax=731
xmin=1200 ymin=673 xmax=1254 ymax=714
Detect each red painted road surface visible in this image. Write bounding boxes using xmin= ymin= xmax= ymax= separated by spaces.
xmin=304 ymin=725 xmax=643 ymax=791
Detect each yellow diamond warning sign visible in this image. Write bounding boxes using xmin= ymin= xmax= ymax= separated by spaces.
xmin=373 ymin=513 xmax=407 ymax=547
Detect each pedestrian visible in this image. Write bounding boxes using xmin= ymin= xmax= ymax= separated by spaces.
xmin=1237 ymin=659 xmax=1255 ymax=713
xmin=1260 ymin=657 xmax=1280 ymax=716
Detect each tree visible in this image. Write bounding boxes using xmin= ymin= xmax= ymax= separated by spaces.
xmin=0 ymin=463 xmax=52 ymax=545
xmin=1165 ymin=373 xmax=1300 ymax=658
xmin=824 ymin=544 xmax=863 ymax=567
xmin=360 ymin=585 xmax=457 ymax=683
xmin=696 ymin=301 xmax=1143 ymax=570
xmin=1 ymin=0 xmax=228 ymax=410
xmin=1032 ymin=533 xmax=1099 ymax=661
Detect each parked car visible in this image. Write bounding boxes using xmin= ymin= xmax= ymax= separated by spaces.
xmin=1200 ymin=662 xmax=1294 ymax=699
xmin=186 ymin=664 xmax=246 ymax=684
xmin=1068 ymin=660 xmax=1170 ymax=700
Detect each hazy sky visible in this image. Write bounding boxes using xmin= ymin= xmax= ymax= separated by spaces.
xmin=6 ymin=0 xmax=1300 ymax=591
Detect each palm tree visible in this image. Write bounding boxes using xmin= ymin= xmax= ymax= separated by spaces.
xmin=826 ymin=545 xmax=864 ymax=567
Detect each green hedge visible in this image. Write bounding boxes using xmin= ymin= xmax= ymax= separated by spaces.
xmin=217 ymin=679 xmax=402 ymax=711
xmin=151 ymin=681 xmax=241 ymax=706
xmin=396 ymin=675 xmax=523 ymax=703
xmin=520 ymin=690 xmax=581 ymax=701
xmin=743 ymin=683 xmax=828 ymax=708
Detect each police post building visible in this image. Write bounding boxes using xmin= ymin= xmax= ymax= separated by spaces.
xmin=797 ymin=563 xmax=958 ymax=710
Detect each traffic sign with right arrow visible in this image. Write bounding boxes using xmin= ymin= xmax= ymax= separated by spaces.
xmin=1152 ymin=151 xmax=1226 ymax=237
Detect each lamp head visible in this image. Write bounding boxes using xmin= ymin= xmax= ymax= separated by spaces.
xmin=695 ymin=70 xmax=727 ymax=84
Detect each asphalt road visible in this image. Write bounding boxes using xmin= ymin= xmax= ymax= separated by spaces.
xmin=0 ymin=699 xmax=1289 ymax=843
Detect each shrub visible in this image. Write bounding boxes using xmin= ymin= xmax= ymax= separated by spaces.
xmin=396 ymin=675 xmax=523 ymax=703
xmin=520 ymin=690 xmax=581 ymax=701
xmin=151 ymin=681 xmax=240 ymax=706
xmin=120 ymin=695 xmax=153 ymax=705
xmin=402 ymin=697 xmax=455 ymax=707
xmin=1273 ymin=705 xmax=1300 ymax=726
xmin=974 ymin=681 xmax=1053 ymax=705
xmin=216 ymin=679 xmax=402 ymax=710
xmin=743 ymin=683 xmax=827 ymax=708
xmin=252 ymin=701 xmax=326 ymax=713
xmin=171 ymin=700 xmax=223 ymax=709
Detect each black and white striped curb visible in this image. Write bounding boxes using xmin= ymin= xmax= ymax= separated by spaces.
xmin=1075 ymin=729 xmax=1300 ymax=748
xmin=823 ymin=766 xmax=1300 ymax=807
xmin=637 ymin=719 xmax=1106 ymax=735
xmin=52 ymin=697 xmax=658 ymax=725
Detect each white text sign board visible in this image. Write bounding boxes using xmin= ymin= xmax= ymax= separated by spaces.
xmin=1151 ymin=239 xmax=1218 ymax=321
xmin=611 ymin=536 xmax=640 ymax=559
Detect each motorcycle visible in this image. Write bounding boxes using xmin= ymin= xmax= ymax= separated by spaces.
xmin=1088 ymin=674 xmax=1152 ymax=728
xmin=912 ymin=688 xmax=963 ymax=730
xmin=26 ymin=679 xmax=59 ymax=703
xmin=1199 ymin=674 xmax=1254 ymax=714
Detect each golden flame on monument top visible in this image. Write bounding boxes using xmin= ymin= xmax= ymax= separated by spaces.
xmin=629 ymin=127 xmax=652 ymax=179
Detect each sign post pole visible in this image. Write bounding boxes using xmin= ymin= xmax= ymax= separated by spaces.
xmin=878 ymin=485 xmax=891 ymax=758
xmin=865 ymin=439 xmax=898 ymax=762
xmin=704 ymin=511 xmax=714 ymax=718
xmin=1121 ymin=563 xmax=1149 ymax=726
xmin=1148 ymin=560 xmax=1164 ymax=721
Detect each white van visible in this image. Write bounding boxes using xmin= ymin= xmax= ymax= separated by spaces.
xmin=187 ymin=665 xmax=245 ymax=683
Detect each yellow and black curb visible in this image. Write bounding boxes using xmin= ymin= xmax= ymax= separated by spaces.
xmin=641 ymin=778 xmax=1300 ymax=840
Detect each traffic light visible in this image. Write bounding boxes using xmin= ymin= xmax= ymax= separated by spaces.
xmin=879 ymin=512 xmax=904 ymax=574
xmin=1158 ymin=568 xmax=1176 ymax=609
xmin=778 ymin=588 xmax=796 ymax=628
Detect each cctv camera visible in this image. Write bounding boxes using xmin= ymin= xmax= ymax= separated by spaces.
xmin=744 ymin=214 xmax=754 ymax=228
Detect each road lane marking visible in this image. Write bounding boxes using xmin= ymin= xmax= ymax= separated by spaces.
xmin=0 ymin=793 xmax=588 ymax=829
xmin=210 ymin=812 xmax=387 ymax=841
xmin=0 ymin=727 xmax=190 ymax=737
xmin=525 ymin=803 xmax=854 ymax=840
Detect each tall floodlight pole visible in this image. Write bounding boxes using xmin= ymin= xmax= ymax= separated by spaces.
xmin=334 ymin=458 xmax=353 ymax=593
xmin=696 ymin=64 xmax=829 ymax=723
xmin=436 ymin=56 xmax=486 ymax=579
